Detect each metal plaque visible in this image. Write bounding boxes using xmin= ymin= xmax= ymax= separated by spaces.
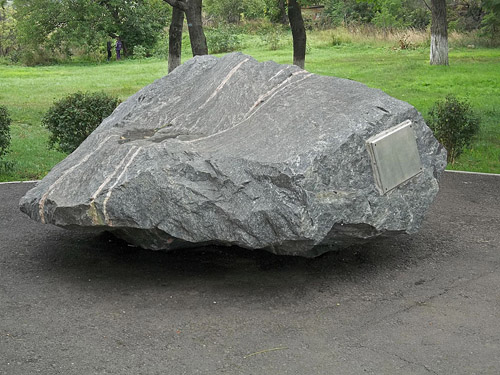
xmin=366 ymin=120 xmax=423 ymax=194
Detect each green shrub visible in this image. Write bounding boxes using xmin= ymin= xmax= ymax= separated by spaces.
xmin=152 ymin=30 xmax=169 ymax=59
xmin=259 ymin=26 xmax=286 ymax=50
xmin=132 ymin=44 xmax=147 ymax=59
xmin=330 ymin=30 xmax=353 ymax=46
xmin=0 ymin=105 xmax=12 ymax=167
xmin=42 ymin=92 xmax=120 ymax=154
xmin=206 ymin=25 xmax=242 ymax=54
xmin=18 ymin=48 xmax=59 ymax=66
xmin=427 ymin=95 xmax=480 ymax=164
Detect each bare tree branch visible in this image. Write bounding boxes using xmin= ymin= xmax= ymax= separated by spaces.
xmin=421 ymin=0 xmax=432 ymax=12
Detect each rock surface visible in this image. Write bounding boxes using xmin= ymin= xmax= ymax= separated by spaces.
xmin=20 ymin=53 xmax=447 ymax=257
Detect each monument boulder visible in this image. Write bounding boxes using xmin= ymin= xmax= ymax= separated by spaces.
xmin=20 ymin=53 xmax=447 ymax=257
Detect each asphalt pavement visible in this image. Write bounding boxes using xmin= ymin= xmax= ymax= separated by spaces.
xmin=1 ymin=171 xmax=499 ymax=375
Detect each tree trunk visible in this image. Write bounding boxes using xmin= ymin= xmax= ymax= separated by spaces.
xmin=430 ymin=0 xmax=449 ymax=65
xmin=168 ymin=6 xmax=184 ymax=73
xmin=185 ymin=0 xmax=208 ymax=56
xmin=277 ymin=0 xmax=288 ymax=25
xmin=163 ymin=0 xmax=207 ymax=57
xmin=288 ymin=0 xmax=306 ymax=69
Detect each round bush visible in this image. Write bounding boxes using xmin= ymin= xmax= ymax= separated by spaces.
xmin=427 ymin=95 xmax=480 ymax=164
xmin=43 ymin=92 xmax=120 ymax=153
xmin=0 ymin=105 xmax=12 ymax=161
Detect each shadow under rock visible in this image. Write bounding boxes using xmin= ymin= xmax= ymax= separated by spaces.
xmin=28 ymin=227 xmax=428 ymax=287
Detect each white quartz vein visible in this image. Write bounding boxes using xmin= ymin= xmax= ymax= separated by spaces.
xmin=90 ymin=146 xmax=139 ymax=202
xmin=102 ymin=147 xmax=143 ymax=225
xmin=187 ymin=71 xmax=313 ymax=144
xmin=199 ymin=58 xmax=250 ymax=109
xmin=38 ymin=135 xmax=117 ymax=223
xmin=245 ymin=71 xmax=312 ymax=117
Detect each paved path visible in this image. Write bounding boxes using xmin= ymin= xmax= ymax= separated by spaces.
xmin=1 ymin=171 xmax=499 ymax=374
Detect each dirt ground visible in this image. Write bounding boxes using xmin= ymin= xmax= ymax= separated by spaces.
xmin=1 ymin=171 xmax=499 ymax=375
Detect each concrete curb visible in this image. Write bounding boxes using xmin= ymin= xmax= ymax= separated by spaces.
xmin=444 ymin=169 xmax=500 ymax=177
xmin=0 ymin=180 xmax=39 ymax=185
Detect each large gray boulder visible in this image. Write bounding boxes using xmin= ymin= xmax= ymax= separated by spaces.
xmin=20 ymin=53 xmax=447 ymax=257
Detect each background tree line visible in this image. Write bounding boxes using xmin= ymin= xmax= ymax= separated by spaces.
xmin=0 ymin=0 xmax=499 ymax=66
xmin=3 ymin=0 xmax=171 ymax=64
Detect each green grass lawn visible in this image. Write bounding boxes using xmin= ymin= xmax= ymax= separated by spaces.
xmin=1 ymin=32 xmax=499 ymax=181
xmin=0 ymin=61 xmax=169 ymax=181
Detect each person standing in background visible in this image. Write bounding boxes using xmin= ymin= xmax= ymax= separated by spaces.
xmin=116 ymin=37 xmax=123 ymax=60
xmin=107 ymin=41 xmax=112 ymax=61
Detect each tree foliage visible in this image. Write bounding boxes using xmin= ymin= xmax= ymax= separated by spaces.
xmin=0 ymin=1 xmax=17 ymax=57
xmin=449 ymin=0 xmax=484 ymax=31
xmin=13 ymin=0 xmax=170 ymax=63
xmin=325 ymin=0 xmax=430 ymax=29
xmin=204 ymin=0 xmax=268 ymax=23
xmin=325 ymin=0 xmax=376 ymax=26
xmin=481 ymin=0 xmax=500 ymax=38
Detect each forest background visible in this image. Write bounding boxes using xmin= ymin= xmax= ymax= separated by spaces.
xmin=0 ymin=0 xmax=499 ymax=181
xmin=2 ymin=0 xmax=499 ymax=64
